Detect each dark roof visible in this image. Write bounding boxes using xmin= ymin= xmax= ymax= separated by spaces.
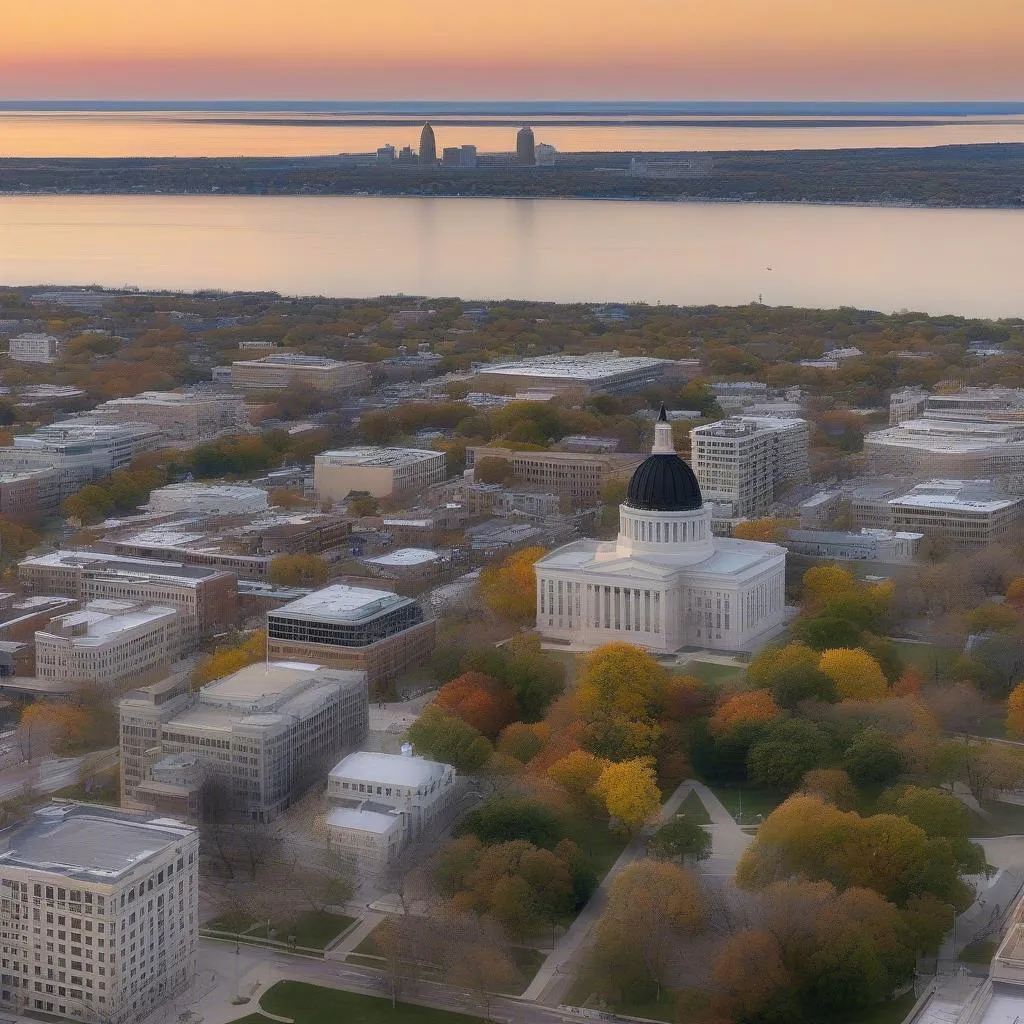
xmin=626 ymin=454 xmax=703 ymax=512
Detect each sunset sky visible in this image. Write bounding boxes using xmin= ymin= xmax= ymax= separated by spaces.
xmin=3 ymin=0 xmax=1023 ymax=100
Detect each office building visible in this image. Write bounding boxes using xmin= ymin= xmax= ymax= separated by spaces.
xmin=0 ymin=468 xmax=61 ymax=523
xmin=887 ymin=480 xmax=1023 ymax=550
xmin=80 ymin=390 xmax=249 ymax=445
xmin=0 ymin=801 xmax=199 ymax=1024
xmin=7 ymin=332 xmax=60 ymax=363
xmin=314 ymin=447 xmax=446 ymax=502
xmin=119 ymin=662 xmax=368 ymax=821
xmin=690 ymin=416 xmax=810 ymax=518
xmin=419 ymin=123 xmax=437 ymax=164
xmin=784 ymin=528 xmax=922 ymax=563
xmin=266 ymin=584 xmax=436 ymax=691
xmin=534 ymin=410 xmax=787 ymax=654
xmin=889 ymin=388 xmax=929 ymax=425
xmin=326 ymin=748 xmax=457 ymax=869
xmin=864 ymin=418 xmax=1024 ymax=479
xmin=535 ymin=143 xmax=557 ymax=166
xmin=147 ymin=483 xmax=269 ymax=517
xmin=516 ymin=125 xmax=536 ymax=165
xmin=19 ymin=551 xmax=237 ymax=643
xmin=35 ymin=600 xmax=181 ymax=693
xmin=228 ymin=354 xmax=370 ymax=393
xmin=466 ymin=446 xmax=643 ymax=507
xmin=473 ymin=354 xmax=697 ymax=396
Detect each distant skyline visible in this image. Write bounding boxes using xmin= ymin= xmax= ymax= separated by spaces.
xmin=3 ymin=0 xmax=1023 ymax=101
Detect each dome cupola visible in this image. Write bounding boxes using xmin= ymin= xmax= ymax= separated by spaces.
xmin=625 ymin=405 xmax=704 ymax=512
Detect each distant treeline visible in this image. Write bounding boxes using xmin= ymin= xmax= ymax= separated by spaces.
xmin=1 ymin=145 xmax=1022 ymax=207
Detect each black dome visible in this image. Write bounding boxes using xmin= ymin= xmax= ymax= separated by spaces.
xmin=626 ymin=454 xmax=703 ymax=512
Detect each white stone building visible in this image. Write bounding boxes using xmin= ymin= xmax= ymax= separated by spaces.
xmin=325 ymin=748 xmax=457 ymax=869
xmin=147 ymin=483 xmax=269 ymax=517
xmin=0 ymin=801 xmax=198 ymax=1024
xmin=535 ymin=409 xmax=787 ymax=654
xmin=689 ymin=416 xmax=809 ymax=518
xmin=7 ymin=333 xmax=60 ymax=363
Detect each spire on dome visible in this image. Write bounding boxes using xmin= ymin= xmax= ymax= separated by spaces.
xmin=652 ymin=405 xmax=675 ymax=454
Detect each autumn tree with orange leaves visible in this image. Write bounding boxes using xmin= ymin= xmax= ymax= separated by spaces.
xmin=479 ymin=546 xmax=547 ymax=623
xmin=433 ymin=672 xmax=518 ymax=741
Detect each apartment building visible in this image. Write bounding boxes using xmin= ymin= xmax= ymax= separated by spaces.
xmin=0 ymin=469 xmax=61 ymax=523
xmin=76 ymin=390 xmax=250 ymax=445
xmin=0 ymin=802 xmax=199 ymax=1024
xmin=266 ymin=584 xmax=436 ymax=691
xmin=325 ymin=748 xmax=457 ymax=869
xmin=689 ymin=417 xmax=810 ymax=518
xmin=465 ymin=446 xmax=643 ymax=507
xmin=6 ymin=332 xmax=60 ymax=363
xmin=19 ymin=551 xmax=237 ymax=644
xmin=229 ymin=354 xmax=370 ymax=393
xmin=119 ymin=662 xmax=369 ymax=822
xmin=314 ymin=447 xmax=447 ymax=502
xmin=35 ymin=600 xmax=180 ymax=693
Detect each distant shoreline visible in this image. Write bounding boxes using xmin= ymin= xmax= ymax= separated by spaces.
xmin=1 ymin=144 xmax=1022 ymax=209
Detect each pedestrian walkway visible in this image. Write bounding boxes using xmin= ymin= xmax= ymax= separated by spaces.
xmin=327 ymin=910 xmax=385 ymax=960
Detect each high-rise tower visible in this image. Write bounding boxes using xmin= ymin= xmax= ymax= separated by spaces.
xmin=516 ymin=125 xmax=536 ymax=166
xmin=419 ymin=123 xmax=437 ymax=165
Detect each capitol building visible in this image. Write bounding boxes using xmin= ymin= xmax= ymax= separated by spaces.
xmin=534 ymin=409 xmax=787 ymax=653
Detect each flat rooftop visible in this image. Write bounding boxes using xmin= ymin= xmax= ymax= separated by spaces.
xmin=44 ymin=602 xmax=178 ymax=645
xmin=479 ymin=354 xmax=672 ymax=381
xmin=200 ymin=661 xmax=325 ymax=703
xmin=692 ymin=415 xmax=806 ymax=436
xmin=233 ymin=354 xmax=356 ymax=368
xmin=326 ymin=805 xmax=399 ymax=835
xmin=316 ymin=446 xmax=442 ymax=468
xmin=330 ymin=750 xmax=451 ymax=788
xmin=270 ymin=584 xmax=416 ymax=624
xmin=0 ymin=803 xmax=193 ymax=881
xmin=364 ymin=548 xmax=441 ymax=567
xmin=20 ymin=549 xmax=226 ymax=581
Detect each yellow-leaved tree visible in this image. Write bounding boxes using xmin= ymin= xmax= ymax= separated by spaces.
xmin=731 ymin=518 xmax=797 ymax=544
xmin=479 ymin=546 xmax=547 ymax=623
xmin=801 ymin=564 xmax=858 ymax=614
xmin=268 ymin=554 xmax=330 ymax=587
xmin=1007 ymin=681 xmax=1024 ymax=737
xmin=710 ymin=690 xmax=782 ymax=735
xmin=818 ymin=647 xmax=889 ymax=702
xmin=574 ymin=643 xmax=667 ymax=720
xmin=192 ymin=630 xmax=266 ymax=690
xmin=592 ymin=757 xmax=661 ymax=833
xmin=547 ymin=749 xmax=610 ymax=800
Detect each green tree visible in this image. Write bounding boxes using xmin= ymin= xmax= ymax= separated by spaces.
xmin=747 ymin=719 xmax=831 ymax=791
xmin=841 ymin=729 xmax=905 ymax=789
xmin=406 ymin=707 xmax=492 ymax=771
xmin=647 ymin=817 xmax=712 ymax=863
xmin=268 ymin=553 xmax=330 ymax=587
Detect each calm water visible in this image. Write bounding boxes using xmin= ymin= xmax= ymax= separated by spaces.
xmin=1 ymin=195 xmax=1023 ymax=318
xmin=3 ymin=111 xmax=1024 ymax=157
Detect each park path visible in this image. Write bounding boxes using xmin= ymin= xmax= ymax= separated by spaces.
xmin=522 ymin=778 xmax=751 ymax=1004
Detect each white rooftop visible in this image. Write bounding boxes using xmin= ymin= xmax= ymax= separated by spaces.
xmin=326 ymin=805 xmax=400 ymax=835
xmin=329 ymin=750 xmax=452 ymax=788
xmin=481 ymin=354 xmax=671 ymax=381
xmin=42 ymin=601 xmax=178 ymax=646
xmin=270 ymin=584 xmax=414 ymax=623
xmin=364 ymin=547 xmax=441 ymax=567
xmin=316 ymin=446 xmax=442 ymax=468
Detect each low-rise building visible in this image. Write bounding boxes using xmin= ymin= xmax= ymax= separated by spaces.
xmin=119 ymin=662 xmax=369 ymax=821
xmin=0 ymin=801 xmax=199 ymax=1024
xmin=473 ymin=354 xmax=698 ymax=396
xmin=325 ymin=748 xmax=457 ymax=869
xmin=0 ymin=468 xmax=61 ymax=523
xmin=35 ymin=599 xmax=181 ymax=692
xmin=314 ymin=447 xmax=447 ymax=502
xmin=266 ymin=584 xmax=436 ymax=691
xmin=888 ymin=480 xmax=1023 ymax=550
xmin=362 ymin=547 xmax=446 ymax=581
xmin=784 ymin=528 xmax=923 ymax=563
xmin=229 ymin=354 xmax=370 ymax=393
xmin=76 ymin=390 xmax=250 ymax=445
xmin=6 ymin=332 xmax=60 ymax=363
xmin=147 ymin=483 xmax=269 ymax=517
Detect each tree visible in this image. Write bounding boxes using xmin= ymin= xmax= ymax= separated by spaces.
xmin=1007 ymin=680 xmax=1024 ymax=736
xmin=269 ymin=487 xmax=308 ymax=508
xmin=592 ymin=758 xmax=661 ymax=833
xmin=433 ymin=672 xmax=517 ymax=741
xmin=17 ymin=703 xmax=91 ymax=762
xmin=747 ymin=718 xmax=831 ymax=791
xmin=575 ymin=643 xmax=667 ymax=720
xmin=478 ymin=546 xmax=546 ymax=623
xmin=459 ymin=797 xmax=566 ymax=849
xmin=710 ymin=690 xmax=782 ymax=734
xmin=647 ymin=817 xmax=712 ymax=863
xmin=590 ymin=859 xmax=705 ymax=1002
xmin=732 ymin=518 xmax=796 ymax=543
xmin=268 ymin=554 xmax=330 ymax=587
xmin=407 ymin=707 xmax=493 ymax=771
xmin=347 ymin=494 xmax=380 ymax=517
xmin=496 ymin=721 xmax=549 ymax=763
xmin=1007 ymin=576 xmax=1024 ymax=608
xmin=0 ymin=518 xmax=41 ymax=563
xmin=799 ymin=768 xmax=857 ymax=810
xmin=841 ymin=728 xmax=905 ymax=788
xmin=439 ymin=912 xmax=519 ymax=1020
xmin=547 ymin=749 xmax=609 ymax=800
xmin=818 ymin=648 xmax=889 ymax=702
xmin=802 ymin=564 xmax=858 ymax=614
xmin=192 ymin=630 xmax=266 ymax=689
xmin=713 ymin=929 xmax=794 ymax=1023
xmin=474 ymin=456 xmax=514 ymax=484
xmin=748 ymin=643 xmax=836 ymax=708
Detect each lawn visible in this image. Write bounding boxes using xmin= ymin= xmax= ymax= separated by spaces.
xmin=205 ymin=910 xmax=354 ymax=950
xmin=708 ymin=784 xmax=786 ymax=826
xmin=891 ymin=640 xmax=958 ymax=683
xmin=678 ymin=789 xmax=712 ymax=826
xmin=682 ymin=660 xmax=747 ymax=690
xmin=228 ymin=980 xmax=483 ymax=1024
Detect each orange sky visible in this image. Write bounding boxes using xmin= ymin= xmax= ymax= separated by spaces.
xmin=3 ymin=0 xmax=1023 ymax=99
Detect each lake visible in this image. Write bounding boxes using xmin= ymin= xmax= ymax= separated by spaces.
xmin=1 ymin=195 xmax=1023 ymax=318
xmin=3 ymin=110 xmax=1024 ymax=158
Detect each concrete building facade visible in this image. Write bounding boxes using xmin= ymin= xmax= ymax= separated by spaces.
xmin=314 ymin=447 xmax=447 ymax=502
xmin=76 ymin=391 xmax=249 ymax=445
xmin=7 ymin=333 xmax=60 ymax=363
xmin=229 ymin=354 xmax=370 ymax=393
